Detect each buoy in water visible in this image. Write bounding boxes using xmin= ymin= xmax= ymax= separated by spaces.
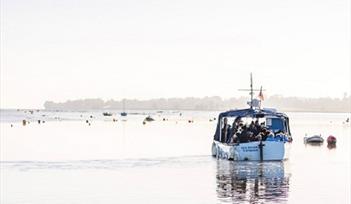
xmin=327 ymin=135 xmax=336 ymax=145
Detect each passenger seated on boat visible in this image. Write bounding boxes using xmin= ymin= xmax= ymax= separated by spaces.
xmin=221 ymin=117 xmax=231 ymax=143
xmin=233 ymin=117 xmax=242 ymax=126
xmin=248 ymin=121 xmax=259 ymax=136
xmin=254 ymin=120 xmax=262 ymax=134
xmin=232 ymin=135 xmax=239 ymax=143
xmin=248 ymin=131 xmax=255 ymax=141
xmin=237 ymin=125 xmax=251 ymax=143
xmin=262 ymin=128 xmax=270 ymax=141
xmin=227 ymin=121 xmax=239 ymax=143
xmin=227 ymin=132 xmax=238 ymax=143
xmin=252 ymin=127 xmax=269 ymax=141
xmin=230 ymin=123 xmax=243 ymax=143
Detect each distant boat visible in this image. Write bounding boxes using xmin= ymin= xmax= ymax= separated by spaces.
xmin=304 ymin=134 xmax=324 ymax=144
xmin=120 ymin=99 xmax=127 ymax=116
xmin=102 ymin=112 xmax=113 ymax=116
xmin=144 ymin=116 xmax=155 ymax=122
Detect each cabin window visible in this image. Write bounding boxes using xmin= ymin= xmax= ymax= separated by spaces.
xmin=266 ymin=118 xmax=286 ymax=133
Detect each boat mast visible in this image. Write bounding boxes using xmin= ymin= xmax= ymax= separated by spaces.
xmin=238 ymin=73 xmax=264 ymax=110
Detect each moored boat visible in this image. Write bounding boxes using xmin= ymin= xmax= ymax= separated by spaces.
xmin=120 ymin=99 xmax=128 ymax=116
xmin=304 ymin=134 xmax=324 ymax=144
xmin=102 ymin=112 xmax=113 ymax=116
xmin=144 ymin=116 xmax=155 ymax=122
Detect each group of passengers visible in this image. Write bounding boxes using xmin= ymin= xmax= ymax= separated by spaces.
xmin=221 ymin=117 xmax=271 ymax=143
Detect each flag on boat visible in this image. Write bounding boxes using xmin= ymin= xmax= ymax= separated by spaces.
xmin=258 ymin=86 xmax=264 ymax=101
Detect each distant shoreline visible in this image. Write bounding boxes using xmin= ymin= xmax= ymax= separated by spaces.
xmin=1 ymin=95 xmax=350 ymax=113
xmin=1 ymin=108 xmax=350 ymax=114
xmin=41 ymin=96 xmax=351 ymax=113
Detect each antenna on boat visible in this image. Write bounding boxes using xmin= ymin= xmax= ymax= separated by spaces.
xmin=238 ymin=73 xmax=265 ymax=109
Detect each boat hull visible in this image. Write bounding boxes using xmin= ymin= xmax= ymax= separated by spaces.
xmin=304 ymin=136 xmax=324 ymax=143
xmin=212 ymin=140 xmax=290 ymax=161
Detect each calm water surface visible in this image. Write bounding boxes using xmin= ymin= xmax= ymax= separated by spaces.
xmin=0 ymin=110 xmax=350 ymax=203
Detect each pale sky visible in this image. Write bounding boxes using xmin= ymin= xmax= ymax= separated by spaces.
xmin=1 ymin=0 xmax=350 ymax=108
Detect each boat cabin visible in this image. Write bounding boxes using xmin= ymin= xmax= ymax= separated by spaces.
xmin=213 ymin=108 xmax=291 ymax=144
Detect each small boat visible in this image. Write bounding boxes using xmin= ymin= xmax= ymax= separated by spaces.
xmin=342 ymin=118 xmax=350 ymax=125
xmin=327 ymin=135 xmax=336 ymax=145
xmin=304 ymin=134 xmax=324 ymax=144
xmin=120 ymin=99 xmax=128 ymax=116
xmin=102 ymin=112 xmax=113 ymax=116
xmin=144 ymin=116 xmax=155 ymax=122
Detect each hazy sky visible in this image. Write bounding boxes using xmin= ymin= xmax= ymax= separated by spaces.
xmin=1 ymin=0 xmax=350 ymax=108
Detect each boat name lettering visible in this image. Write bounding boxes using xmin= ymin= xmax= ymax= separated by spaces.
xmin=241 ymin=146 xmax=258 ymax=152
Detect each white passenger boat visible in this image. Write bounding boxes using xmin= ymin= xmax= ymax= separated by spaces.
xmin=211 ymin=74 xmax=292 ymax=161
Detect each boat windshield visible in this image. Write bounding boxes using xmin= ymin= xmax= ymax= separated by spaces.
xmin=266 ymin=117 xmax=287 ymax=133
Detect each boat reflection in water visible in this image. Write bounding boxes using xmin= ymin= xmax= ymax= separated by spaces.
xmin=216 ymin=160 xmax=290 ymax=203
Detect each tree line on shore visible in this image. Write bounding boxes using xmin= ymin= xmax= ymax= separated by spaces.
xmin=43 ymin=95 xmax=351 ymax=113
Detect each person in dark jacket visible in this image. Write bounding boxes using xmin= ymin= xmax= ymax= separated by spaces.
xmin=238 ymin=125 xmax=251 ymax=143
xmin=221 ymin=117 xmax=231 ymax=143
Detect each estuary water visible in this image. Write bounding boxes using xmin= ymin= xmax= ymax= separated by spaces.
xmin=0 ymin=110 xmax=350 ymax=204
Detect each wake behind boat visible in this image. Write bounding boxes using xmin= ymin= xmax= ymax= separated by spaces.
xmin=211 ymin=74 xmax=292 ymax=161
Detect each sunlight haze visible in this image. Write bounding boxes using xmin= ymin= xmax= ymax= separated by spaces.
xmin=1 ymin=0 xmax=350 ymax=108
